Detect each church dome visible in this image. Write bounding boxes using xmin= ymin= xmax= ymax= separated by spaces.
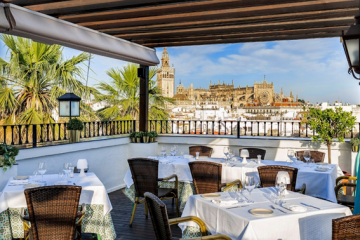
xmin=173 ymin=93 xmax=189 ymax=101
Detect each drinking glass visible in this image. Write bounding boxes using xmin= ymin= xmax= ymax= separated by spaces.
xmin=38 ymin=162 xmax=47 ymax=181
xmin=287 ymin=150 xmax=295 ymax=164
xmin=30 ymin=171 xmax=38 ymax=183
xmin=228 ymin=149 xmax=234 ymax=161
xmin=174 ymin=145 xmax=178 ymax=156
xmin=304 ymin=150 xmax=311 ymax=167
xmin=58 ymin=172 xmax=65 ymax=182
xmin=245 ymin=176 xmax=255 ymax=195
xmin=223 ymin=147 xmax=229 ymax=160
xmin=63 ymin=163 xmax=72 ymax=183
xmin=171 ymin=146 xmax=175 ymax=156
xmin=161 ymin=146 xmax=166 ymax=158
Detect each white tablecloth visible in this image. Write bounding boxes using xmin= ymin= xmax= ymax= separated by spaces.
xmin=2 ymin=172 xmax=112 ymax=216
xmin=180 ymin=189 xmax=352 ymax=240
xmin=124 ymin=157 xmax=342 ymax=202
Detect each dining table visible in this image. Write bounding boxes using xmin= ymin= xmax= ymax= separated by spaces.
xmin=0 ymin=173 xmax=116 ymax=240
xmin=180 ymin=188 xmax=352 ymax=240
xmin=123 ymin=156 xmax=343 ymax=210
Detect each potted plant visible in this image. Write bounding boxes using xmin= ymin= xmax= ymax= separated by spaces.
xmin=67 ymin=118 xmax=84 ymax=143
xmin=129 ymin=132 xmax=136 ymax=143
xmin=0 ymin=143 xmax=19 ymax=172
xmin=350 ymin=137 xmax=360 ymax=152
xmin=143 ymin=132 xmax=150 ymax=143
xmin=135 ymin=131 xmax=143 ymax=143
xmin=149 ymin=131 xmax=158 ymax=142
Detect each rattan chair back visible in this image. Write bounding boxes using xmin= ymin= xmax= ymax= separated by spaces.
xmin=189 ymin=161 xmax=222 ymax=194
xmin=332 ymin=215 xmax=360 ymax=240
xmin=239 ymin=148 xmax=266 ymax=160
xmin=24 ymin=186 xmax=82 ymax=240
xmin=144 ymin=192 xmax=172 ymax=240
xmin=258 ymin=165 xmax=298 ymax=191
xmin=128 ymin=158 xmax=159 ymax=198
xmin=189 ymin=146 xmax=213 ymax=157
xmin=296 ymin=151 xmax=325 ymax=163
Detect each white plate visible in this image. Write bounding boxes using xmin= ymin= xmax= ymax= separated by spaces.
xmin=201 ymin=193 xmax=221 ymax=200
xmin=250 ymin=208 xmax=274 ymax=217
xmin=23 ymin=184 xmax=41 ymax=189
xmin=315 ymin=167 xmax=329 ymax=172
xmin=13 ymin=176 xmax=29 ymax=180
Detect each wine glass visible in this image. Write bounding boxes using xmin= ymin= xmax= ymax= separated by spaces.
xmin=287 ymin=150 xmax=295 ymax=164
xmin=304 ymin=150 xmax=311 ymax=167
xmin=161 ymin=146 xmax=166 ymax=158
xmin=38 ymin=162 xmax=47 ymax=182
xmin=63 ymin=163 xmax=72 ymax=183
xmin=223 ymin=147 xmax=229 ymax=160
xmin=170 ymin=146 xmax=175 ymax=156
xmin=245 ymin=176 xmax=255 ymax=195
xmin=228 ymin=148 xmax=234 ymax=161
xmin=173 ymin=145 xmax=178 ymax=156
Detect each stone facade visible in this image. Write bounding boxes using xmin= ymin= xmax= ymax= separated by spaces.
xmin=157 ymin=47 xmax=175 ymax=98
xmin=174 ymin=78 xmax=295 ymax=108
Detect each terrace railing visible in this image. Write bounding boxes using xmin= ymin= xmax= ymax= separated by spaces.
xmin=1 ymin=120 xmax=358 ymax=148
xmin=0 ymin=120 xmax=136 ymax=148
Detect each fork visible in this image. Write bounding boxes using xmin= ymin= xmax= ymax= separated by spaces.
xmin=271 ymin=205 xmax=286 ymax=213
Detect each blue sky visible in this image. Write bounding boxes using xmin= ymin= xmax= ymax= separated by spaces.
xmin=0 ymin=37 xmax=359 ymax=104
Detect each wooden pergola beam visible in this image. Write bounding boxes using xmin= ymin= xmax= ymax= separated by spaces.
xmin=1 ymin=0 xmax=69 ymax=6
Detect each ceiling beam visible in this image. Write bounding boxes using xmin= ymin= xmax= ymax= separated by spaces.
xmin=76 ymin=0 xmax=357 ymax=30
xmin=133 ymin=26 xmax=347 ymax=45
xmin=115 ymin=17 xmax=353 ymax=40
xmin=99 ymin=8 xmax=357 ymax=35
xmin=143 ymin=32 xmax=341 ymax=47
xmin=1 ymin=0 xmax=69 ymax=6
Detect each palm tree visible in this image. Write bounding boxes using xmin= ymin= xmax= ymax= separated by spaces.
xmin=95 ymin=63 xmax=174 ymax=121
xmin=0 ymin=35 xmax=97 ymax=125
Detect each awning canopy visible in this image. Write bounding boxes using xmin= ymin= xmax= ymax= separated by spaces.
xmin=0 ymin=3 xmax=159 ymax=66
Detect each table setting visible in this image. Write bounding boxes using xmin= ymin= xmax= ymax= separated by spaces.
xmin=0 ymin=159 xmax=116 ymax=240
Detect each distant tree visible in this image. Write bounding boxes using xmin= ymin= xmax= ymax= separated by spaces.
xmin=304 ymin=107 xmax=355 ymax=163
xmin=298 ymin=99 xmax=305 ymax=103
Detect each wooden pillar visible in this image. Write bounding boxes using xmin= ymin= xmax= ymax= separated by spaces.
xmin=139 ymin=65 xmax=149 ymax=132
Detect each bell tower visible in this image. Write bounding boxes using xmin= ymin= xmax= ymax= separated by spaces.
xmin=157 ymin=47 xmax=175 ymax=98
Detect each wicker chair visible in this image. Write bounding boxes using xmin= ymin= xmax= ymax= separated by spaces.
xmin=332 ymin=215 xmax=360 ymax=240
xmin=258 ymin=165 xmax=305 ymax=193
xmin=189 ymin=161 xmax=241 ymax=194
xmin=189 ymin=146 xmax=213 ymax=157
xmin=239 ymin=148 xmax=266 ymax=160
xmin=296 ymin=151 xmax=325 ymax=163
xmin=128 ymin=158 xmax=179 ymax=226
xmin=21 ymin=186 xmax=85 ymax=240
xmin=334 ymin=176 xmax=357 ymax=209
xmin=144 ymin=192 xmax=231 ymax=240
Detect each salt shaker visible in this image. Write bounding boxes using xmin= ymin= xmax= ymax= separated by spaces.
xmin=196 ymin=152 xmax=200 ymax=160
xmin=257 ymin=155 xmax=262 ymax=164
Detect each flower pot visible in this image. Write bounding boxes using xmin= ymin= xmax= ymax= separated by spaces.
xmin=0 ymin=155 xmax=4 ymax=167
xmin=143 ymin=136 xmax=149 ymax=143
xmin=131 ymin=137 xmax=136 ymax=143
xmin=136 ymin=137 xmax=141 ymax=143
xmin=352 ymin=146 xmax=359 ymax=152
xmin=149 ymin=137 xmax=154 ymax=143
xmin=69 ymin=130 xmax=80 ymax=143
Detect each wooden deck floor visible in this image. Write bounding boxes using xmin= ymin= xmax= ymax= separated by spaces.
xmin=83 ymin=188 xmax=182 ymax=240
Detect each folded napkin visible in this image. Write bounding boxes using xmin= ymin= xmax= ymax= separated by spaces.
xmin=10 ymin=179 xmax=28 ymax=184
xmin=282 ymin=204 xmax=307 ymax=212
xmin=211 ymin=198 xmax=238 ymax=207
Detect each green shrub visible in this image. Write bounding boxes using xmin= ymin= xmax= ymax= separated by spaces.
xmin=129 ymin=132 xmax=136 ymax=138
xmin=0 ymin=143 xmax=19 ymax=172
xmin=350 ymin=137 xmax=360 ymax=147
xmin=143 ymin=132 xmax=150 ymax=137
xmin=67 ymin=118 xmax=84 ymax=131
xmin=149 ymin=131 xmax=158 ymax=138
xmin=135 ymin=132 xmax=143 ymax=138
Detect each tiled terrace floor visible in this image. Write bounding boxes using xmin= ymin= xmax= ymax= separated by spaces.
xmin=83 ymin=188 xmax=182 ymax=240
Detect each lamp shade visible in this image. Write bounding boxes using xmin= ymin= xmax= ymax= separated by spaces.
xmin=240 ymin=149 xmax=249 ymax=158
xmin=276 ymin=171 xmax=290 ymax=184
xmin=57 ymin=93 xmax=81 ymax=117
xmin=77 ymin=159 xmax=88 ymax=169
xmin=342 ymin=13 xmax=360 ymax=79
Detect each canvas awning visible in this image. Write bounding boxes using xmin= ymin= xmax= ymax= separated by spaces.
xmin=0 ymin=3 xmax=159 ymax=66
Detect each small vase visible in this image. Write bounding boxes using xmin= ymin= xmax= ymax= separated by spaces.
xmin=136 ymin=138 xmax=141 ymax=143
xmin=353 ymin=146 xmax=359 ymax=152
xmin=143 ymin=136 xmax=149 ymax=143
xmin=131 ymin=137 xmax=135 ymax=143
xmin=69 ymin=130 xmax=80 ymax=143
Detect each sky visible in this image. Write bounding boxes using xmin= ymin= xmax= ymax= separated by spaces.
xmin=0 ymin=37 xmax=359 ymax=104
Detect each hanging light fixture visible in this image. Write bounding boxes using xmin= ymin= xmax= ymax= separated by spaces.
xmin=342 ymin=1 xmax=360 ymax=80
xmin=57 ymin=93 xmax=81 ymax=119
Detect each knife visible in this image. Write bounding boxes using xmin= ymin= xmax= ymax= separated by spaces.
xmin=301 ymin=202 xmax=320 ymax=210
xmin=227 ymin=205 xmax=249 ymax=209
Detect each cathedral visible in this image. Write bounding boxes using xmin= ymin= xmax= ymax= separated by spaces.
xmin=157 ymin=47 xmax=298 ymax=108
xmin=156 ymin=47 xmax=175 ymax=98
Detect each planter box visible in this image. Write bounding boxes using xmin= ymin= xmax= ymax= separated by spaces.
xmin=129 ymin=142 xmax=158 ymax=158
xmin=0 ymin=164 xmax=17 ymax=191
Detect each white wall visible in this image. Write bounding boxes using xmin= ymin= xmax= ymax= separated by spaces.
xmin=4 ymin=135 xmax=355 ymax=193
